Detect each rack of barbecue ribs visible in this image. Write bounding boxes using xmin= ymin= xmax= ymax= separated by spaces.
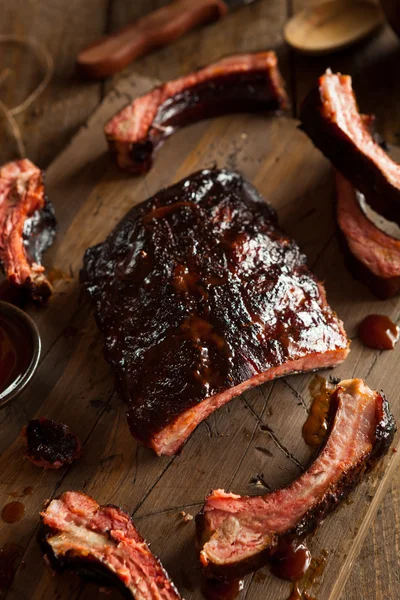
xmin=0 ymin=159 xmax=56 ymax=303
xmin=197 ymin=379 xmax=396 ymax=579
xmin=301 ymin=70 xmax=400 ymax=226
xmin=81 ymin=169 xmax=349 ymax=456
xmin=39 ymin=491 xmax=181 ymax=599
xmin=105 ymin=51 xmax=289 ymax=174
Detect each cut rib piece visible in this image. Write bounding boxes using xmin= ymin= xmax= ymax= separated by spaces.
xmin=22 ymin=418 xmax=82 ymax=469
xmin=81 ymin=169 xmax=349 ymax=456
xmin=197 ymin=379 xmax=396 ymax=580
xmin=105 ymin=52 xmax=289 ymax=174
xmin=39 ymin=491 xmax=181 ymax=600
xmin=336 ymin=171 xmax=400 ymax=299
xmin=300 ymin=70 xmax=400 ymax=225
xmin=0 ymin=159 xmax=56 ymax=302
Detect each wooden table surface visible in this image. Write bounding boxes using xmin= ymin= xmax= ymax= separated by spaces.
xmin=1 ymin=1 xmax=399 ymax=599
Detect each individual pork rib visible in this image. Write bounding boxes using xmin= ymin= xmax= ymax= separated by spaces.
xmin=23 ymin=418 xmax=82 ymax=469
xmin=336 ymin=172 xmax=400 ymax=299
xmin=197 ymin=379 xmax=396 ymax=580
xmin=39 ymin=491 xmax=181 ymax=599
xmin=81 ymin=169 xmax=349 ymax=456
xmin=105 ymin=52 xmax=289 ymax=174
xmin=300 ymin=70 xmax=400 ymax=225
xmin=0 ymin=159 xmax=56 ymax=302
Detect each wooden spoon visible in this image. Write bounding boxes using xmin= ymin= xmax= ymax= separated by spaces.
xmin=284 ymin=1 xmax=384 ymax=54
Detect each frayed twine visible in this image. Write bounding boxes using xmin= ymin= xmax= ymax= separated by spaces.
xmin=0 ymin=35 xmax=54 ymax=159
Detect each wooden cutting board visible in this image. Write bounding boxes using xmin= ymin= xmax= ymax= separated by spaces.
xmin=0 ymin=72 xmax=399 ymax=600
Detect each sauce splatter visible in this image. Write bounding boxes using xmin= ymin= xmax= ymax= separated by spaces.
xmin=1 ymin=502 xmax=25 ymax=523
xmin=0 ymin=312 xmax=34 ymax=400
xmin=302 ymin=376 xmax=331 ymax=448
xmin=285 ymin=583 xmax=318 ymax=600
xmin=271 ymin=540 xmax=311 ymax=582
xmin=358 ymin=314 xmax=399 ymax=350
xmin=287 ymin=582 xmax=302 ymax=600
xmin=201 ymin=578 xmax=244 ymax=600
xmin=8 ymin=487 xmax=33 ymax=498
xmin=0 ymin=543 xmax=23 ymax=594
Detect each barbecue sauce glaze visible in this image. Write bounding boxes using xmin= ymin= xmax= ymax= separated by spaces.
xmin=358 ymin=314 xmax=399 ymax=349
xmin=302 ymin=376 xmax=331 ymax=448
xmin=271 ymin=540 xmax=312 ymax=582
xmin=0 ymin=312 xmax=33 ymax=399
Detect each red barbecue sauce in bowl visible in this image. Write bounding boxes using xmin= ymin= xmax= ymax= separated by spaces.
xmin=0 ymin=302 xmax=40 ymax=407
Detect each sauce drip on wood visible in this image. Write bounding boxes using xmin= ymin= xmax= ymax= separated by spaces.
xmin=286 ymin=584 xmax=317 ymax=600
xmin=1 ymin=502 xmax=25 ymax=523
xmin=287 ymin=583 xmax=302 ymax=600
xmin=302 ymin=376 xmax=331 ymax=448
xmin=358 ymin=314 xmax=399 ymax=350
xmin=0 ymin=313 xmax=34 ymax=399
xmin=201 ymin=578 xmax=244 ymax=600
xmin=271 ymin=539 xmax=311 ymax=582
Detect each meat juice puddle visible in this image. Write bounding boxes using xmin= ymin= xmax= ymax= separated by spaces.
xmin=0 ymin=312 xmax=34 ymax=400
xmin=358 ymin=314 xmax=399 ymax=350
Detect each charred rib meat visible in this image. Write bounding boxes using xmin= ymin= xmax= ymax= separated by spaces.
xmin=300 ymin=70 xmax=400 ymax=225
xmin=0 ymin=159 xmax=56 ymax=302
xmin=105 ymin=52 xmax=289 ymax=174
xmin=197 ymin=379 xmax=395 ymax=580
xmin=336 ymin=172 xmax=400 ymax=299
xmin=81 ymin=169 xmax=349 ymax=456
xmin=39 ymin=491 xmax=181 ymax=600
xmin=23 ymin=418 xmax=82 ymax=469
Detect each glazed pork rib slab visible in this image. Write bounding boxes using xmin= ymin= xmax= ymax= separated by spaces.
xmin=336 ymin=172 xmax=400 ymax=299
xmin=105 ymin=51 xmax=289 ymax=174
xmin=0 ymin=159 xmax=56 ymax=302
xmin=39 ymin=491 xmax=181 ymax=600
xmin=82 ymin=169 xmax=349 ymax=456
xmin=300 ymin=70 xmax=400 ymax=225
xmin=197 ymin=379 xmax=396 ymax=580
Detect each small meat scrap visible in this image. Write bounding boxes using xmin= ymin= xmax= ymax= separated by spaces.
xmin=23 ymin=418 xmax=82 ymax=469
xmin=0 ymin=159 xmax=56 ymax=303
xmin=105 ymin=51 xmax=289 ymax=174
xmin=39 ymin=491 xmax=182 ymax=599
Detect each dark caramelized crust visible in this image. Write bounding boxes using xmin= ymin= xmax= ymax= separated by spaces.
xmin=39 ymin=491 xmax=181 ymax=600
xmin=0 ymin=159 xmax=56 ymax=303
xmin=105 ymin=52 xmax=289 ymax=174
xmin=196 ymin=379 xmax=396 ymax=580
xmin=300 ymin=70 xmax=400 ymax=225
xmin=81 ymin=169 xmax=349 ymax=456
xmin=336 ymin=172 xmax=400 ymax=299
xmin=23 ymin=418 xmax=82 ymax=469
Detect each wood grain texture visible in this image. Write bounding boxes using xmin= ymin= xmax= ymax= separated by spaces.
xmin=0 ymin=71 xmax=399 ymax=600
xmin=1 ymin=0 xmax=400 ymax=598
xmin=0 ymin=0 xmax=108 ymax=167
